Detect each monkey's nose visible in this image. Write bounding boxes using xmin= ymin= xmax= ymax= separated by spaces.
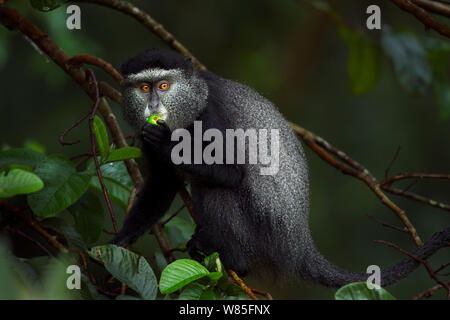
xmin=144 ymin=106 xmax=151 ymax=119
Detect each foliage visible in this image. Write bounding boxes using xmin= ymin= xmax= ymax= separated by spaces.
xmin=0 ymin=113 xmax=247 ymax=299
xmin=159 ymin=253 xmax=247 ymax=300
xmin=0 ymin=169 xmax=44 ymax=198
xmin=30 ymin=0 xmax=68 ymax=12
xmin=335 ymin=282 xmax=396 ymax=300
xmin=89 ymin=244 xmax=158 ymax=300
xmin=0 ymin=0 xmax=448 ymax=301
xmin=0 ymin=116 xmax=151 ymax=299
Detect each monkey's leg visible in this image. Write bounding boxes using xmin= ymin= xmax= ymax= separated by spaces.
xmin=187 ymin=226 xmax=249 ymax=276
xmin=187 ymin=187 xmax=250 ymax=276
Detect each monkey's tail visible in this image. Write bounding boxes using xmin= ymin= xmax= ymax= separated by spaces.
xmin=298 ymin=226 xmax=450 ymax=288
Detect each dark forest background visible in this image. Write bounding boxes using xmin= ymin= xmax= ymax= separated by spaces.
xmin=0 ymin=0 xmax=449 ymax=299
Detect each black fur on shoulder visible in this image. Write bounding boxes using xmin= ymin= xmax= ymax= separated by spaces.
xmin=120 ymin=48 xmax=192 ymax=76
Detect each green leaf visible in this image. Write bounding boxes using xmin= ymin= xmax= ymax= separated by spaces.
xmin=217 ymin=283 xmax=248 ymax=300
xmin=335 ymin=282 xmax=396 ymax=300
xmin=204 ymin=252 xmax=227 ymax=284
xmin=204 ymin=252 xmax=222 ymax=273
xmin=68 ymin=191 xmax=104 ymax=244
xmin=93 ymin=115 xmax=110 ymax=162
xmin=27 ymin=155 xmax=91 ymax=218
xmin=0 ymin=169 xmax=44 ymax=198
xmin=0 ymin=241 xmax=19 ymax=299
xmin=30 ymin=0 xmax=67 ymax=12
xmin=39 ymin=257 xmax=78 ymax=300
xmin=200 ymin=289 xmax=216 ymax=300
xmin=381 ymin=26 xmax=432 ymax=94
xmin=89 ymin=245 xmax=157 ymax=300
xmin=338 ymin=26 xmax=381 ymax=95
xmin=165 ymin=216 xmax=195 ymax=248
xmin=154 ymin=251 xmax=168 ymax=273
xmin=105 ymin=147 xmax=142 ymax=163
xmin=41 ymin=217 xmax=87 ymax=250
xmin=14 ymin=256 xmax=78 ymax=299
xmin=207 ymin=272 xmax=223 ymax=281
xmin=75 ymin=273 xmax=107 ymax=300
xmin=0 ymin=148 xmax=45 ymax=170
xmin=87 ymin=160 xmax=133 ymax=209
xmin=24 ymin=140 xmax=46 ymax=154
xmin=159 ymin=259 xmax=210 ymax=294
xmin=178 ymin=283 xmax=206 ymax=300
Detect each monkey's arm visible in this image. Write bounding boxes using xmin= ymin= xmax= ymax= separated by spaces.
xmin=110 ymin=159 xmax=181 ymax=246
xmin=175 ymin=162 xmax=244 ymax=188
xmin=142 ymin=123 xmax=244 ymax=188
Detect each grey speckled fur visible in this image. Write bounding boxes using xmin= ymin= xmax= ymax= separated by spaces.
xmin=117 ymin=48 xmax=450 ymax=288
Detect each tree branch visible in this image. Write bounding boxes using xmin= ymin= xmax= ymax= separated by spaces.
xmin=0 ymin=3 xmax=175 ymax=262
xmin=68 ymin=54 xmax=123 ymax=85
xmin=289 ymin=122 xmax=424 ymax=246
xmin=86 ymin=69 xmax=119 ymax=233
xmin=71 ymin=0 xmax=207 ymax=71
xmin=412 ymin=0 xmax=450 ymax=18
xmin=375 ymin=239 xmax=450 ymax=299
xmin=390 ymin=0 xmax=450 ymax=38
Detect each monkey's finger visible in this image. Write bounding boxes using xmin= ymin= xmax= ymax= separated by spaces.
xmin=142 ymin=134 xmax=164 ymax=146
xmin=156 ymin=119 xmax=171 ymax=132
xmin=143 ymin=123 xmax=169 ymax=138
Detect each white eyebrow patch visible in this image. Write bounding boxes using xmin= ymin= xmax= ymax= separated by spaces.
xmin=125 ymin=68 xmax=181 ymax=83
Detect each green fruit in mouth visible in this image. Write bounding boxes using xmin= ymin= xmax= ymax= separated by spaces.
xmin=147 ymin=114 xmax=162 ymax=125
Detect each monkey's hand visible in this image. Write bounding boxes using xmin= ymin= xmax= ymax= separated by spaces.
xmin=141 ymin=120 xmax=172 ymax=157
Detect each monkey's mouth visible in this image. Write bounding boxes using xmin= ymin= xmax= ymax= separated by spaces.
xmin=144 ymin=108 xmax=167 ymax=122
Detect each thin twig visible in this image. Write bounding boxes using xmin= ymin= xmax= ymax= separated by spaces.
xmin=366 ymin=214 xmax=409 ymax=233
xmin=435 ymin=262 xmax=450 ymax=275
xmin=5 ymin=225 xmax=54 ymax=256
xmin=228 ymin=269 xmax=258 ymax=300
xmin=249 ymin=287 xmax=273 ymax=300
xmin=375 ymin=240 xmax=450 ymax=299
xmin=168 ymin=247 xmax=187 ymax=254
xmin=125 ymin=187 xmax=138 ymax=218
xmin=72 ymin=248 xmax=88 ymax=270
xmin=0 ymin=200 xmax=68 ymax=254
xmin=412 ymin=282 xmax=449 ymax=300
xmin=68 ymin=54 xmax=123 ymax=85
xmin=381 ymin=173 xmax=450 ymax=187
xmin=71 ymin=0 xmax=207 ymax=71
xmin=385 ymin=146 xmax=401 ymax=180
xmin=59 ymin=109 xmax=91 ymax=146
xmin=86 ymin=69 xmax=118 ymax=234
xmin=178 ymin=185 xmax=196 ymax=222
xmin=382 ymin=185 xmax=450 ymax=212
xmin=403 ymin=178 xmax=419 ymax=192
xmin=159 ymin=204 xmax=186 ymax=227
xmin=289 ymin=122 xmax=423 ymax=246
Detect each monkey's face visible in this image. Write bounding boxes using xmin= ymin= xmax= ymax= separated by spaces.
xmin=122 ymin=68 xmax=208 ymax=131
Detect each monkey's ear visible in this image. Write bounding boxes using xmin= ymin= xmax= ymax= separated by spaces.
xmin=185 ymin=57 xmax=194 ymax=77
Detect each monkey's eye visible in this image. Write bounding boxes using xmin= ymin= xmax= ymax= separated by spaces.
xmin=158 ymin=81 xmax=169 ymax=91
xmin=140 ymin=84 xmax=151 ymax=92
